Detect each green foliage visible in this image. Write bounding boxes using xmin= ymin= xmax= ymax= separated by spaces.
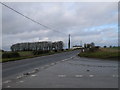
xmin=2 ymin=52 xmax=20 ymax=58
xmin=89 ymin=47 xmax=98 ymax=52
xmin=33 ymin=50 xmax=50 ymax=55
xmin=18 ymin=51 xmax=33 ymax=57
xmin=1 ymin=49 xmax=75 ymax=63
xmin=78 ymin=48 xmax=119 ymax=60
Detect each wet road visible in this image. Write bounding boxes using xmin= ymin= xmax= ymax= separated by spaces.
xmin=2 ymin=50 xmax=80 ymax=81
xmin=2 ymin=50 xmax=118 ymax=88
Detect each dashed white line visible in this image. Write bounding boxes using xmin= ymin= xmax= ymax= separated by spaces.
xmin=50 ymin=63 xmax=55 ymax=65
xmin=16 ymin=75 xmax=24 ymax=79
xmin=89 ymin=75 xmax=94 ymax=77
xmin=19 ymin=81 xmax=24 ymax=83
xmin=31 ymin=70 xmax=36 ymax=74
xmin=112 ymin=75 xmax=118 ymax=77
xmin=7 ymin=86 xmax=11 ymax=88
xmin=31 ymin=74 xmax=37 ymax=77
xmin=75 ymin=75 xmax=83 ymax=78
xmin=58 ymin=74 xmax=66 ymax=77
xmin=3 ymin=80 xmax=11 ymax=84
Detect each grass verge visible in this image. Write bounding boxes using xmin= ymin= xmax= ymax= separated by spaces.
xmin=78 ymin=48 xmax=119 ymax=60
xmin=1 ymin=49 xmax=75 ymax=63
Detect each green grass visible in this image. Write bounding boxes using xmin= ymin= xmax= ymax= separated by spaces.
xmin=1 ymin=51 xmax=54 ymax=63
xmin=78 ymin=48 xmax=119 ymax=60
xmin=1 ymin=49 xmax=76 ymax=63
xmin=18 ymin=51 xmax=34 ymax=57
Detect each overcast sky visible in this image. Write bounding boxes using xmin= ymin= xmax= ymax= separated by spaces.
xmin=2 ymin=2 xmax=118 ymax=50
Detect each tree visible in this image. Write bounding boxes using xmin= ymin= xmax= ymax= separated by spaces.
xmin=104 ymin=46 xmax=107 ymax=48
xmin=109 ymin=46 xmax=112 ymax=48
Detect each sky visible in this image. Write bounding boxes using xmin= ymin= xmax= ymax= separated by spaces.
xmin=1 ymin=2 xmax=118 ymax=50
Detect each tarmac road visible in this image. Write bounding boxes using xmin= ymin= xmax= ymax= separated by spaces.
xmin=2 ymin=50 xmax=80 ymax=81
xmin=2 ymin=50 xmax=118 ymax=88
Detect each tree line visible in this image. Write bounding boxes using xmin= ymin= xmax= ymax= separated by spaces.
xmin=11 ymin=41 xmax=64 ymax=51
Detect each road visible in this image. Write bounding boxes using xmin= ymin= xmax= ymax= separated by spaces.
xmin=2 ymin=50 xmax=118 ymax=88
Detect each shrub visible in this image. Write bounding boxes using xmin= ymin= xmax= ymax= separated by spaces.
xmin=104 ymin=46 xmax=107 ymax=48
xmin=61 ymin=49 xmax=64 ymax=51
xmin=0 ymin=50 xmax=4 ymax=52
xmin=2 ymin=52 xmax=20 ymax=58
xmin=66 ymin=49 xmax=68 ymax=50
xmin=54 ymin=50 xmax=58 ymax=52
xmin=89 ymin=47 xmax=99 ymax=52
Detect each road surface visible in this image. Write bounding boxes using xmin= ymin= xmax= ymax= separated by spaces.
xmin=2 ymin=50 xmax=118 ymax=88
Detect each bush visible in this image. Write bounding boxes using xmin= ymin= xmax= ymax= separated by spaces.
xmin=54 ymin=50 xmax=58 ymax=52
xmin=0 ymin=50 xmax=4 ymax=52
xmin=61 ymin=49 xmax=64 ymax=51
xmin=33 ymin=50 xmax=50 ymax=55
xmin=2 ymin=52 xmax=20 ymax=58
xmin=104 ymin=46 xmax=107 ymax=48
xmin=89 ymin=47 xmax=99 ymax=52
xmin=66 ymin=49 xmax=68 ymax=50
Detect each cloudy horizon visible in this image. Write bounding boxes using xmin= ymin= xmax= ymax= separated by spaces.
xmin=2 ymin=2 xmax=118 ymax=51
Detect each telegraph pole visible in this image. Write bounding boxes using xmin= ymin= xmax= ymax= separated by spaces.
xmin=80 ymin=41 xmax=82 ymax=46
xmin=68 ymin=34 xmax=70 ymax=49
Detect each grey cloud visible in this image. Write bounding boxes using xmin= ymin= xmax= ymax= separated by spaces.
xmin=2 ymin=2 xmax=118 ymax=50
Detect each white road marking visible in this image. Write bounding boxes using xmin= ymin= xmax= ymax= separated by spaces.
xmin=113 ymin=75 xmax=118 ymax=77
xmin=113 ymin=75 xmax=115 ymax=77
xmin=31 ymin=70 xmax=36 ymax=74
xmin=16 ymin=75 xmax=24 ymax=79
xmin=60 ymin=56 xmax=75 ymax=62
xmin=58 ymin=74 xmax=66 ymax=77
xmin=50 ymin=63 xmax=55 ymax=65
xmin=3 ymin=80 xmax=11 ymax=84
xmin=19 ymin=81 xmax=24 ymax=83
xmin=75 ymin=75 xmax=83 ymax=78
xmin=7 ymin=86 xmax=11 ymax=88
xmin=89 ymin=75 xmax=94 ymax=77
xmin=31 ymin=74 xmax=37 ymax=77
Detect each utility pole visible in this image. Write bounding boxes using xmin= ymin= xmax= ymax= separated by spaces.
xmin=80 ymin=41 xmax=82 ymax=46
xmin=68 ymin=34 xmax=70 ymax=49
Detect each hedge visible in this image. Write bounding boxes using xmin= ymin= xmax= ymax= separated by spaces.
xmin=2 ymin=52 xmax=20 ymax=58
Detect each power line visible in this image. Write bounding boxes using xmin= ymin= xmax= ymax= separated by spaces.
xmin=0 ymin=2 xmax=67 ymax=35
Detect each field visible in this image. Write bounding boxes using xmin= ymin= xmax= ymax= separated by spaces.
xmin=1 ymin=49 xmax=75 ymax=63
xmin=78 ymin=47 xmax=120 ymax=60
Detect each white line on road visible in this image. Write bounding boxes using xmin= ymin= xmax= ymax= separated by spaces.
xmin=60 ymin=56 xmax=76 ymax=62
xmin=112 ymin=75 xmax=118 ymax=77
xmin=58 ymin=74 xmax=66 ymax=77
xmin=31 ymin=74 xmax=37 ymax=77
xmin=50 ymin=63 xmax=55 ymax=65
xmin=75 ymin=75 xmax=83 ymax=78
xmin=7 ymin=86 xmax=11 ymax=88
xmin=16 ymin=75 xmax=24 ymax=79
xmin=89 ymin=75 xmax=94 ymax=77
xmin=19 ymin=81 xmax=24 ymax=83
xmin=3 ymin=80 xmax=11 ymax=84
